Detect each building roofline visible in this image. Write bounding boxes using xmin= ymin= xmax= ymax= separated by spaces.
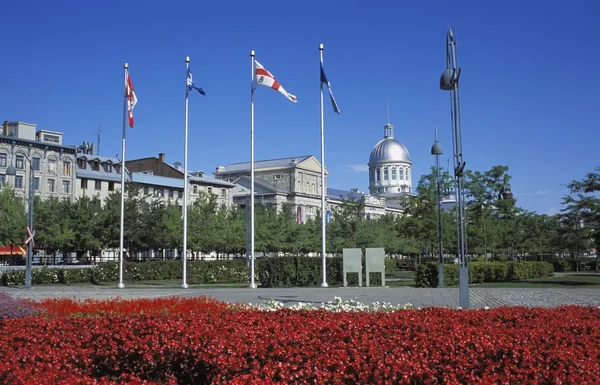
xmin=0 ymin=135 xmax=78 ymax=152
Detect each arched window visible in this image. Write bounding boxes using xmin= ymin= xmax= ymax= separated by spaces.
xmin=391 ymin=167 xmax=396 ymax=180
xmin=399 ymin=168 xmax=404 ymax=180
xmin=383 ymin=167 xmax=388 ymax=181
xmin=376 ymin=168 xmax=381 ymax=182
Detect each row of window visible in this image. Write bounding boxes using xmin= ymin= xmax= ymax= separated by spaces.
xmin=296 ymin=180 xmax=320 ymax=195
xmin=143 ymin=186 xmax=182 ymax=199
xmin=140 ymin=185 xmax=228 ymax=199
xmin=80 ymin=178 xmax=115 ymax=192
xmin=0 ymin=153 xmax=72 ymax=176
xmin=191 ymin=185 xmax=228 ymax=198
xmin=371 ymin=166 xmax=410 ymax=183
xmin=1 ymin=173 xmax=231 ymax=199
xmin=0 ymin=173 xmax=71 ymax=194
xmin=77 ymin=158 xmax=120 ymax=173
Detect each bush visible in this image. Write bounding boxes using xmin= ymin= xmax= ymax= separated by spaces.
xmin=92 ymin=260 xmax=249 ymax=284
xmin=59 ymin=268 xmax=91 ymax=284
xmin=384 ymin=258 xmax=397 ymax=273
xmin=1 ymin=260 xmax=250 ymax=286
xmin=415 ymin=261 xmax=554 ymax=287
xmin=258 ymin=256 xmax=392 ymax=288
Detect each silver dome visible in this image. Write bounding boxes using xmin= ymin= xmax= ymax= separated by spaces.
xmin=369 ymin=138 xmax=411 ymax=164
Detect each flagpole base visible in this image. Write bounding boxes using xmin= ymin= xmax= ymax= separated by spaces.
xmin=117 ymin=283 xmax=125 ymax=289
xmin=321 ymin=282 xmax=329 ymax=288
xmin=249 ymin=283 xmax=257 ymax=289
xmin=181 ymin=283 xmax=189 ymax=289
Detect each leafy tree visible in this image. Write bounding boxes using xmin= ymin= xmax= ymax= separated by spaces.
xmin=188 ymin=192 xmax=220 ymax=255
xmin=0 ymin=186 xmax=27 ymax=247
xmin=560 ymin=167 xmax=600 ymax=271
xmin=34 ymin=196 xmax=75 ymax=262
xmin=71 ymin=195 xmax=103 ymax=259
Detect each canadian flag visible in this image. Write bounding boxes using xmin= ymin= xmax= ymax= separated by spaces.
xmin=126 ymin=73 xmax=138 ymax=128
xmin=255 ymin=60 xmax=297 ymax=103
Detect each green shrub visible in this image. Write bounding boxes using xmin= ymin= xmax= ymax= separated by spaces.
xmin=257 ymin=256 xmax=389 ymax=288
xmin=2 ymin=260 xmax=250 ymax=286
xmin=92 ymin=260 xmax=249 ymax=284
xmin=415 ymin=261 xmax=554 ymax=287
xmin=59 ymin=268 xmax=91 ymax=284
xmin=384 ymin=258 xmax=398 ymax=273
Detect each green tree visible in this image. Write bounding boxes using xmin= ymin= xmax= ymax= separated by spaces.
xmin=34 ymin=196 xmax=75 ymax=262
xmin=188 ymin=192 xmax=220 ymax=255
xmin=561 ymin=167 xmax=600 ymax=271
xmin=71 ymin=195 xmax=103 ymax=259
xmin=0 ymin=186 xmax=27 ymax=248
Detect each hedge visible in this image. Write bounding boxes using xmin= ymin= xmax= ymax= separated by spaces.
xmin=257 ymin=257 xmax=397 ymax=287
xmin=1 ymin=257 xmax=398 ymax=287
xmin=415 ymin=261 xmax=554 ymax=288
xmin=0 ymin=260 xmax=250 ymax=286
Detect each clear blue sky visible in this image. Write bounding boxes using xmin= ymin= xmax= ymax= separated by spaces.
xmin=2 ymin=0 xmax=599 ymax=215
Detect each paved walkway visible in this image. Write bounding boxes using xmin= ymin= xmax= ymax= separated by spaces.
xmin=2 ymin=285 xmax=600 ymax=309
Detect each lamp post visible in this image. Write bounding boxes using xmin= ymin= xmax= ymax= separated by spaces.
xmin=439 ymin=25 xmax=469 ymax=308
xmin=431 ymin=127 xmax=444 ymax=288
xmin=6 ymin=154 xmax=34 ymax=289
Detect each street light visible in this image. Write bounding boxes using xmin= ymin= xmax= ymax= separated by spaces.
xmin=430 ymin=127 xmax=444 ymax=288
xmin=6 ymin=153 xmax=34 ymax=289
xmin=439 ymin=25 xmax=469 ymax=308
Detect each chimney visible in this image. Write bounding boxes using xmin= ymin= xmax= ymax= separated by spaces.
xmin=158 ymin=153 xmax=165 ymax=162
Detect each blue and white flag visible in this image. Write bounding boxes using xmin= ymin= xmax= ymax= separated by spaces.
xmin=187 ymin=66 xmax=206 ymax=96
xmin=320 ymin=64 xmax=340 ymax=114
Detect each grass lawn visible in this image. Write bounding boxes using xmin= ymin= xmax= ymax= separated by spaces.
xmin=385 ymin=271 xmax=416 ymax=287
xmin=471 ymin=274 xmax=600 ymax=288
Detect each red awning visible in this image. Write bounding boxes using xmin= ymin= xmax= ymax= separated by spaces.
xmin=0 ymin=245 xmax=26 ymax=256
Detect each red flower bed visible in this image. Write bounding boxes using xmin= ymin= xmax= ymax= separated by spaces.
xmin=28 ymin=296 xmax=234 ymax=317
xmin=1 ymin=304 xmax=599 ymax=384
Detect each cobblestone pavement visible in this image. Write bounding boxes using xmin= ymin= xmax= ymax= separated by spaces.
xmin=2 ymin=285 xmax=599 ymax=309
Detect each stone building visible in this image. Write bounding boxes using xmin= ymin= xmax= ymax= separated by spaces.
xmin=0 ymin=121 xmax=77 ymax=203
xmin=214 ymin=154 xmax=404 ymax=221
xmin=126 ymin=153 xmax=236 ymax=208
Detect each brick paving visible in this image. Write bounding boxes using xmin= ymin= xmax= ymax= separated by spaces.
xmin=2 ymin=285 xmax=599 ymax=309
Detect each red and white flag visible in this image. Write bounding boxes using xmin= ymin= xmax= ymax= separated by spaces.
xmin=126 ymin=73 xmax=138 ymax=128
xmin=255 ymin=60 xmax=297 ymax=103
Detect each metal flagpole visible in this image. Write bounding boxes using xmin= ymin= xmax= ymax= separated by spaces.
xmin=182 ymin=56 xmax=190 ymax=289
xmin=319 ymin=43 xmax=328 ymax=287
xmin=249 ymin=50 xmax=257 ymax=289
xmin=117 ymin=63 xmax=128 ymax=289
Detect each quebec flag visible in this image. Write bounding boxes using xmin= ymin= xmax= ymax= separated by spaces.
xmin=187 ymin=66 xmax=206 ymax=96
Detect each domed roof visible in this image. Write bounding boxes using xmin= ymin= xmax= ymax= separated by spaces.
xmin=368 ymin=124 xmax=411 ymax=165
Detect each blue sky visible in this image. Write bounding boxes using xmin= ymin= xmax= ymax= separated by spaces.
xmin=2 ymin=0 xmax=599 ymax=215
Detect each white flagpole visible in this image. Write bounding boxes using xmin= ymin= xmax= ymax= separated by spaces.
xmin=249 ymin=49 xmax=257 ymax=289
xmin=319 ymin=44 xmax=328 ymax=287
xmin=117 ymin=63 xmax=128 ymax=289
xmin=182 ymin=56 xmax=190 ymax=289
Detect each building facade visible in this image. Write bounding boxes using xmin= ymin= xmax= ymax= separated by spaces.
xmin=126 ymin=153 xmax=236 ymax=208
xmin=214 ymin=154 xmax=405 ymax=221
xmin=0 ymin=121 xmax=78 ymax=203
